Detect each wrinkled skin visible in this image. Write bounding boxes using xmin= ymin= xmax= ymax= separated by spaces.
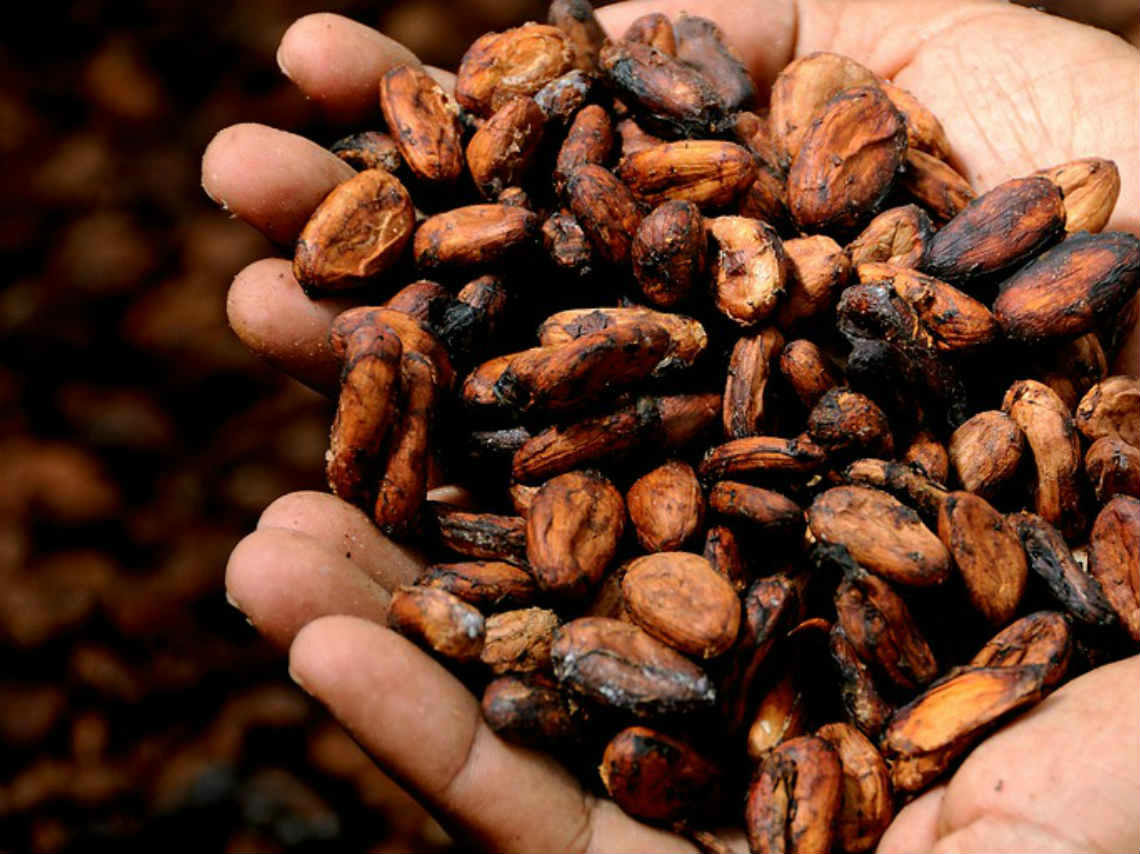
xmin=203 ymin=2 xmax=1139 ymax=851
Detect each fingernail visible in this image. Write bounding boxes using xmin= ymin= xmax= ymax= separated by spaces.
xmin=288 ymin=665 xmax=311 ymax=694
xmin=276 ymin=42 xmax=295 ymax=82
xmin=200 ymin=178 xmax=229 ymax=212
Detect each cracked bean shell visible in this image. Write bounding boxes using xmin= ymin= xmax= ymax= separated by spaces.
xmin=293 ymin=169 xmax=415 ymax=291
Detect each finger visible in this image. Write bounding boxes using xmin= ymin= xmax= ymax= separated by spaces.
xmin=931 ymin=816 xmax=1077 ymax=853
xmin=225 ymin=528 xmax=390 ymax=649
xmin=277 ymin=12 xmax=420 ymax=126
xmin=890 ymin=4 xmax=1140 ymax=235
xmin=202 ymin=122 xmax=354 ymax=246
xmin=259 ymin=490 xmax=424 ymax=590
xmin=226 ymin=257 xmax=350 ymax=395
xmin=289 ymin=615 xmax=698 ymax=853
xmin=876 ymin=784 xmax=945 ymax=853
xmin=423 ymin=65 xmax=457 ymax=94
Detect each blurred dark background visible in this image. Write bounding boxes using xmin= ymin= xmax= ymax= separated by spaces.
xmin=0 ymin=1 xmax=551 ymax=850
xmin=1 ymin=0 xmax=1134 ymax=851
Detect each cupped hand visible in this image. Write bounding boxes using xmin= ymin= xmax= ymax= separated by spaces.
xmin=206 ymin=3 xmax=1140 ymax=850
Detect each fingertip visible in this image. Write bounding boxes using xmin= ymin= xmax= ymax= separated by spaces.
xmin=876 ymin=784 xmax=946 ymax=853
xmin=225 ymin=527 xmax=390 ymax=650
xmin=258 ymin=490 xmax=425 ymax=590
xmin=202 ymin=123 xmax=354 ymax=245
xmin=277 ymin=13 xmax=421 ymax=125
xmin=226 ymin=257 xmax=349 ymax=396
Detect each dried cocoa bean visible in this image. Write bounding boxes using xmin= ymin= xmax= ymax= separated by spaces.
xmin=599 ymin=726 xmax=721 ymax=823
xmin=723 ymin=328 xmax=784 ymax=439
xmin=746 ymin=735 xmax=842 ymax=854
xmin=778 ymin=236 xmax=851 ymax=331
xmin=330 ymin=130 xmax=403 ymax=173
xmin=808 ymin=388 xmax=895 ymax=459
xmin=700 ymin=434 xmax=828 ymax=482
xmin=551 ymin=617 xmax=716 ymax=716
xmin=937 ymin=491 xmax=1028 ymax=625
xmin=631 ymin=200 xmax=706 ymax=308
xmin=837 ymin=282 xmax=970 ymax=429
xmin=948 ymin=410 xmax=1026 ymax=500
xmin=882 ymin=664 xmax=1047 ymax=792
xmin=880 ymin=81 xmax=952 ymax=162
xmin=768 ymin=52 xmax=878 ymax=166
xmin=430 ymin=504 xmax=528 ymax=565
xmin=786 ymin=86 xmax=907 ymax=232
xmin=553 ymin=104 xmax=613 ymax=196
xmin=374 ymin=352 xmax=438 ymax=537
xmin=1087 ymin=496 xmax=1140 ymax=641
xmin=482 ymin=673 xmax=589 ymax=748
xmin=546 ymin=0 xmax=605 ymax=73
xmin=1075 ymin=375 xmax=1140 ymax=446
xmin=707 ymin=216 xmax=788 ymax=326
xmin=622 ymin=13 xmax=676 ymax=55
xmin=526 ymin=470 xmax=625 ymax=599
xmin=566 ymin=164 xmax=643 ymax=266
xmin=1086 ymin=436 xmax=1140 ymax=502
xmin=293 ymin=169 xmax=415 ymax=291
xmin=465 ymin=96 xmax=546 ymax=199
xmin=815 ymin=722 xmax=893 ymax=853
xmin=621 ymin=552 xmax=740 ymax=658
xmin=808 ymin=486 xmax=951 ymax=587
xmin=511 ymin=392 xmax=719 ymax=483
xmin=1002 ymin=379 xmax=1085 ymax=539
xmin=836 ymin=564 xmax=939 ymax=690
xmin=747 ymin=669 xmax=807 ymax=758
xmin=847 ymin=204 xmax=934 ymax=269
xmin=994 ymin=232 xmax=1140 ymax=343
xmin=1034 ymin=157 xmax=1121 ymax=234
xmin=384 ymin=279 xmax=453 ymax=321
xmin=387 ymin=586 xmax=485 ymax=662
xmin=829 ymin=626 xmax=893 ymax=738
xmin=778 ymin=340 xmax=841 ymax=409
xmin=1010 ymin=512 xmax=1117 ymax=627
xmin=921 ymin=176 xmax=1065 ymax=285
xmin=416 ymin=560 xmax=538 ymax=610
xmin=857 ymin=262 xmax=998 ymax=352
xmin=599 ymin=39 xmax=729 ymax=137
xmin=616 ymin=140 xmax=756 ymax=209
xmin=493 ymin=321 xmax=669 ymax=413
xmin=703 ymin=524 xmax=747 ymax=592
xmin=456 ymin=24 xmax=574 ymax=117
xmin=900 ymin=148 xmax=975 ymax=222
xmin=542 ymin=209 xmax=594 ymax=277
xmin=481 ymin=607 xmax=560 ymax=675
xmin=326 ymin=320 xmax=403 ymax=506
xmin=674 ymin=14 xmax=756 ymax=110
xmin=626 ymin=461 xmax=705 ymax=552
xmin=903 ymin=430 xmax=949 ymax=484
xmin=379 ymin=65 xmax=465 ymax=183
xmin=709 ymin=481 xmax=804 ymax=539
xmin=536 ymin=306 xmax=707 ymax=375
xmin=534 ymin=70 xmax=594 ymax=126
xmin=969 ymin=610 xmax=1071 ymax=688
xmin=414 ymin=204 xmax=539 ymax=271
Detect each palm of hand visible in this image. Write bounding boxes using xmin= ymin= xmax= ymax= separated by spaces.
xmin=205 ymin=1 xmax=1140 ymax=850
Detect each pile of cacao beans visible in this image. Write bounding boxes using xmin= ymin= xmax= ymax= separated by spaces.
xmin=292 ymin=0 xmax=1139 ymax=849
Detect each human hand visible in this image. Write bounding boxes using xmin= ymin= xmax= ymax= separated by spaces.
xmin=204 ymin=1 xmax=1140 ymax=850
